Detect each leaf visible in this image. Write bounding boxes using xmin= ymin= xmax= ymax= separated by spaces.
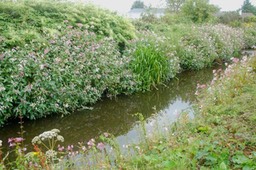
xmin=232 ymin=154 xmax=250 ymax=165
xmin=219 ymin=162 xmax=227 ymax=170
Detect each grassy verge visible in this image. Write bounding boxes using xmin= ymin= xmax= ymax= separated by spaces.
xmin=117 ymin=56 xmax=256 ymax=169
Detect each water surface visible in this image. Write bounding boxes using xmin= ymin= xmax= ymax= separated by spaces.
xmin=0 ymin=67 xmax=217 ymax=149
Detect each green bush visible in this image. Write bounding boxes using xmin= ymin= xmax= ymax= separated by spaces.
xmin=0 ymin=27 xmax=138 ymax=126
xmin=177 ymin=24 xmax=244 ymax=70
xmin=0 ymin=0 xmax=135 ymax=51
xmin=243 ymin=23 xmax=256 ymax=49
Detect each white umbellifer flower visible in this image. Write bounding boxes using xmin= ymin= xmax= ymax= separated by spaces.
xmin=45 ymin=150 xmax=57 ymax=158
xmin=0 ymin=140 xmax=2 ymax=147
xmin=57 ymin=135 xmax=64 ymax=142
xmin=39 ymin=131 xmax=57 ymax=140
xmin=31 ymin=136 xmax=40 ymax=145
xmin=51 ymin=129 xmax=60 ymax=133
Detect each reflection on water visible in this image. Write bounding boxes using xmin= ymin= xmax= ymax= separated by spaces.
xmin=0 ymin=66 xmax=217 ymax=150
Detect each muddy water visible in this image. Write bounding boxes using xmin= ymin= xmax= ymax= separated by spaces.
xmin=0 ymin=67 xmax=218 ymax=150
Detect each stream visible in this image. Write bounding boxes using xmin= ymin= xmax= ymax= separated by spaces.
xmin=0 ymin=65 xmax=221 ymax=151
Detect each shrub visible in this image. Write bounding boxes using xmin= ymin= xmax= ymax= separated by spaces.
xmin=0 ymin=0 xmax=135 ymax=51
xmin=198 ymin=56 xmax=256 ymax=117
xmin=243 ymin=23 xmax=256 ymax=49
xmin=177 ymin=24 xmax=244 ymax=70
xmin=0 ymin=27 xmax=138 ymax=126
xmin=218 ymin=11 xmax=241 ymax=25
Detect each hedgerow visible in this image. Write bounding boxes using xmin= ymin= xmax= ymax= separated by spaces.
xmin=0 ymin=0 xmax=135 ymax=51
xmin=0 ymin=27 xmax=138 ymax=126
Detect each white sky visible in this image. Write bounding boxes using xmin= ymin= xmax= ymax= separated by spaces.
xmin=83 ymin=0 xmax=256 ymax=14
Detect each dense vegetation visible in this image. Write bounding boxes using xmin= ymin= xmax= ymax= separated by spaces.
xmin=0 ymin=0 xmax=256 ymax=126
xmin=0 ymin=0 xmax=256 ymax=169
xmin=116 ymin=55 xmax=256 ymax=169
xmin=1 ymin=55 xmax=255 ymax=169
xmin=0 ymin=0 xmax=135 ymax=51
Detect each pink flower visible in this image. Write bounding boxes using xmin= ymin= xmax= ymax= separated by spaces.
xmin=232 ymin=57 xmax=239 ymax=63
xmin=67 ymin=145 xmax=73 ymax=151
xmin=44 ymin=48 xmax=50 ymax=55
xmin=96 ymin=142 xmax=105 ymax=151
xmin=76 ymin=23 xmax=83 ymax=28
xmin=87 ymin=139 xmax=95 ymax=147
xmin=15 ymin=137 xmax=24 ymax=143
xmin=58 ymin=145 xmax=65 ymax=152
xmin=8 ymin=137 xmax=24 ymax=146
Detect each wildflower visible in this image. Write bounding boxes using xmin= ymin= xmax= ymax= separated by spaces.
xmin=58 ymin=144 xmax=65 ymax=152
xmin=81 ymin=146 xmax=86 ymax=152
xmin=96 ymin=142 xmax=105 ymax=151
xmin=44 ymin=48 xmax=50 ymax=55
xmin=87 ymin=139 xmax=95 ymax=147
xmin=45 ymin=149 xmax=57 ymax=158
xmin=103 ymin=132 xmax=109 ymax=138
xmin=32 ymin=136 xmax=40 ymax=145
xmin=76 ymin=23 xmax=83 ymax=28
xmin=51 ymin=129 xmax=60 ymax=133
xmin=57 ymin=135 xmax=64 ymax=142
xmin=232 ymin=57 xmax=239 ymax=63
xmin=8 ymin=137 xmax=24 ymax=147
xmin=67 ymin=145 xmax=73 ymax=151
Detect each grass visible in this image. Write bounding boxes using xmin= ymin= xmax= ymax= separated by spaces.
xmin=114 ymin=56 xmax=256 ymax=169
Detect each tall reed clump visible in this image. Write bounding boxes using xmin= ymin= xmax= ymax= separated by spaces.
xmin=177 ymin=24 xmax=245 ymax=70
xmin=126 ymin=31 xmax=180 ymax=90
xmin=0 ymin=26 xmax=138 ymax=126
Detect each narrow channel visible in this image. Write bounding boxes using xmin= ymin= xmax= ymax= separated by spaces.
xmin=0 ymin=66 xmax=219 ymax=150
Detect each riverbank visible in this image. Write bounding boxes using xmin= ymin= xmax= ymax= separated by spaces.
xmin=0 ymin=0 xmax=254 ymax=126
xmin=1 ymin=56 xmax=255 ymax=169
xmin=114 ymin=56 xmax=256 ymax=169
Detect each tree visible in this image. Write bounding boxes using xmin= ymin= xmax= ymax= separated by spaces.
xmin=218 ymin=11 xmax=241 ymax=25
xmin=166 ymin=0 xmax=185 ymax=13
xmin=131 ymin=0 xmax=145 ymax=9
xmin=241 ymin=0 xmax=256 ymax=15
xmin=181 ymin=0 xmax=219 ymax=23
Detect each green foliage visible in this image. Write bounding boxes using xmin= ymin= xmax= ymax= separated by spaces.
xmin=119 ymin=56 xmax=256 ymax=169
xmin=0 ymin=0 xmax=135 ymax=51
xmin=0 ymin=27 xmax=138 ymax=126
xmin=177 ymin=24 xmax=244 ymax=70
xmin=242 ymin=0 xmax=256 ymax=15
xmin=198 ymin=56 xmax=256 ymax=117
xmin=181 ymin=0 xmax=219 ymax=23
xmin=218 ymin=11 xmax=242 ymax=26
xmin=166 ymin=0 xmax=185 ymax=13
xmin=127 ymin=32 xmax=180 ymax=90
xmin=131 ymin=0 xmax=145 ymax=9
xmin=243 ymin=23 xmax=256 ymax=49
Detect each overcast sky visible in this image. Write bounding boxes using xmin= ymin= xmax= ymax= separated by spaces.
xmin=83 ymin=0 xmax=256 ymax=14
